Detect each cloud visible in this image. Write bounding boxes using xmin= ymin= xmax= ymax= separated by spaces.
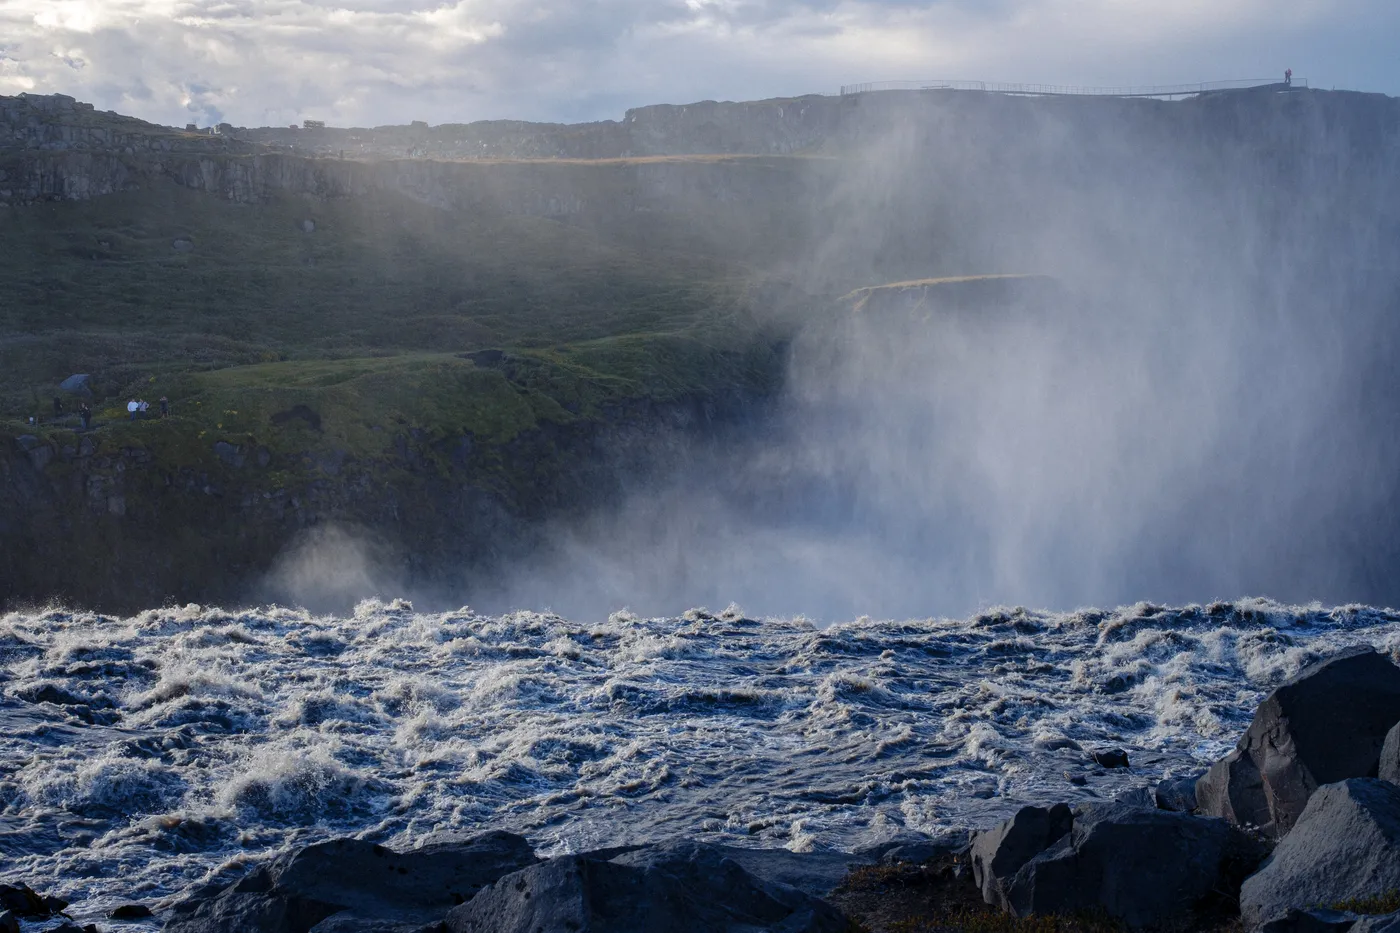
xmin=0 ymin=0 xmax=1394 ymax=127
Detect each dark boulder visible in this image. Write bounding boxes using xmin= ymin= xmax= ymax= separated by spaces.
xmin=1240 ymin=779 xmax=1400 ymax=930
xmin=1002 ymin=801 xmax=1257 ymax=928
xmin=1381 ymin=722 xmax=1400 ymax=785
xmin=442 ymin=840 xmax=850 ymax=933
xmin=715 ymin=844 xmax=874 ymax=897
xmin=0 ymin=911 xmax=17 ymax=933
xmin=1198 ymin=647 xmax=1400 ymax=836
xmin=110 ymin=903 xmax=154 ymax=919
xmin=869 ymin=833 xmax=969 ymax=868
xmin=1156 ymin=770 xmax=1206 ymax=812
xmin=1092 ymin=749 xmax=1131 ymax=769
xmin=1200 ymin=748 xmax=1269 ymax=827
xmin=1114 ymin=786 xmax=1157 ymax=809
xmin=0 ymin=883 xmax=58 ymax=917
xmin=970 ymin=803 xmax=1073 ymax=911
xmin=164 ymin=830 xmax=537 ymax=933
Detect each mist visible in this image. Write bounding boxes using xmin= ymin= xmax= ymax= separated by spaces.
xmin=261 ymin=90 xmax=1400 ymax=623
xmin=463 ymin=92 xmax=1400 ymax=622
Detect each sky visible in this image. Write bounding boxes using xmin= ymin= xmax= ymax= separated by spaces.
xmin=0 ymin=0 xmax=1396 ymax=128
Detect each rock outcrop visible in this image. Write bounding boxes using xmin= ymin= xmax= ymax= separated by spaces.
xmin=164 ymin=831 xmax=537 ymax=933
xmin=1240 ymin=779 xmax=1400 ymax=930
xmin=1381 ymin=722 xmax=1400 ymax=785
xmin=1001 ymin=801 xmax=1253 ymax=929
xmin=441 ymin=840 xmax=850 ymax=933
xmin=1197 ymin=647 xmax=1400 ymax=836
xmin=970 ymin=803 xmax=1074 ymax=911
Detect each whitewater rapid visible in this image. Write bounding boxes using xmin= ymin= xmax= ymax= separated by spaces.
xmin=1 ymin=599 xmax=1398 ymax=926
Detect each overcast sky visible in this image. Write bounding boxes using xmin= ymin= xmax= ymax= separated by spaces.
xmin=0 ymin=0 xmax=1396 ymax=128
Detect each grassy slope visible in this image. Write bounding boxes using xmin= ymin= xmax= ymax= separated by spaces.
xmin=0 ymin=179 xmax=780 ymax=474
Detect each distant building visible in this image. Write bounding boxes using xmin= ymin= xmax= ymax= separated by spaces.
xmin=304 ymin=119 xmax=326 ymax=129
xmin=185 ymin=123 xmax=197 ymax=132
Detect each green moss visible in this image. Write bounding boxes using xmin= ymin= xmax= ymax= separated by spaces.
xmin=1330 ymin=891 xmax=1400 ymax=915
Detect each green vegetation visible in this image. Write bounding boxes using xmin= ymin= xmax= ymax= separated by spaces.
xmin=0 ymin=178 xmax=782 ymax=469
xmin=0 ymin=151 xmax=1033 ymax=609
xmin=1330 ymin=891 xmax=1400 ymax=915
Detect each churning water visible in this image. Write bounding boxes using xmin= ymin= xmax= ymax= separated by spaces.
xmin=2 ymin=598 xmax=1398 ymax=926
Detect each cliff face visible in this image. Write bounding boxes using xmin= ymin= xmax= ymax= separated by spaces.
xmin=7 ymin=87 xmax=1398 ymax=277
xmin=0 ymin=383 xmax=777 ymax=611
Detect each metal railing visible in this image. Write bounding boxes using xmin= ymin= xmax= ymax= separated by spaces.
xmin=838 ymin=78 xmax=1306 ymax=98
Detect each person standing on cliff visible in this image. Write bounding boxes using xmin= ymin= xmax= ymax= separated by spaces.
xmin=52 ymin=396 xmax=63 ymax=420
xmin=127 ymin=399 xmax=139 ymax=421
xmin=1285 ymin=68 xmax=1293 ymax=86
xmin=79 ymin=402 xmax=91 ymax=430
xmin=159 ymin=396 xmax=169 ymax=418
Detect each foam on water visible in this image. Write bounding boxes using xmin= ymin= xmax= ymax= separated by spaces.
xmin=1 ymin=598 xmax=1397 ymax=926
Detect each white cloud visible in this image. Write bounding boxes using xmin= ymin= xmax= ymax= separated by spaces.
xmin=0 ymin=0 xmax=1393 ymax=127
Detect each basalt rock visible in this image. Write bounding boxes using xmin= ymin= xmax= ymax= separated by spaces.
xmin=163 ymin=830 xmax=537 ymax=933
xmin=1001 ymin=801 xmax=1261 ymax=929
xmin=0 ymin=882 xmax=61 ymax=917
xmin=970 ymin=804 xmax=1074 ymax=911
xmin=1092 ymin=749 xmax=1131 ymax=769
xmin=442 ymin=840 xmax=850 ymax=933
xmin=1240 ymin=779 xmax=1400 ymax=930
xmin=1197 ymin=647 xmax=1400 ymax=836
xmin=1155 ymin=770 xmax=1206 ymax=812
xmin=1381 ymin=722 xmax=1400 ymax=785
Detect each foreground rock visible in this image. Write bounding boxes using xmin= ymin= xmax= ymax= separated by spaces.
xmin=164 ymin=831 xmax=537 ymax=933
xmin=0 ymin=882 xmax=66 ymax=918
xmin=970 ymin=803 xmax=1073 ymax=910
xmin=1382 ymin=722 xmax=1400 ymax=785
xmin=1240 ymin=779 xmax=1400 ymax=930
xmin=970 ymin=800 xmax=1266 ymax=928
xmin=442 ymin=840 xmax=851 ymax=933
xmin=1155 ymin=770 xmax=1206 ymax=812
xmin=1005 ymin=801 xmax=1258 ymax=928
xmin=1197 ymin=647 xmax=1400 ymax=836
